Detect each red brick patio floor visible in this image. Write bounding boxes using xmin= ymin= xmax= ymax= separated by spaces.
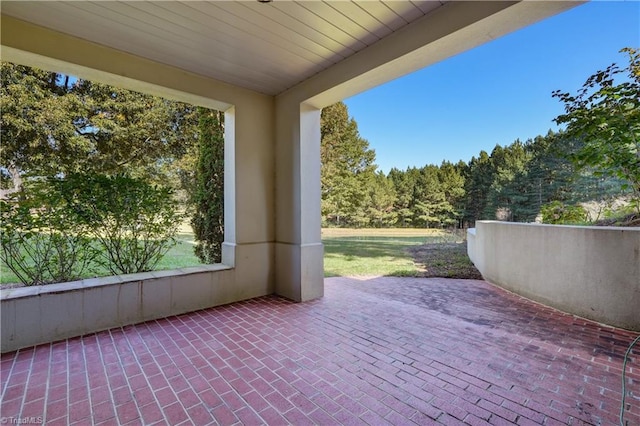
xmin=1 ymin=277 xmax=638 ymax=425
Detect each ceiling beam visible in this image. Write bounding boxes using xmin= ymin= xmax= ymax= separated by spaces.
xmin=282 ymin=1 xmax=582 ymax=109
xmin=0 ymin=14 xmax=264 ymax=110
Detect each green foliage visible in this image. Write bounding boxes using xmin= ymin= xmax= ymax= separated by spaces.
xmin=553 ymin=47 xmax=640 ymax=212
xmin=412 ymin=164 xmax=461 ymax=228
xmin=321 ymin=102 xmax=377 ymax=226
xmin=461 ymin=150 xmax=494 ymax=225
xmin=1 ymin=234 xmax=201 ymax=285
xmin=191 ymin=108 xmax=224 ymax=264
xmin=387 ymin=164 xmax=463 ymax=229
xmin=388 ymin=168 xmax=414 ymax=227
xmin=1 ymin=61 xmax=209 ymax=284
xmin=318 ymin=93 xmax=634 ymax=228
xmin=0 ymin=180 xmax=97 ymax=285
xmin=365 ymin=171 xmax=397 ymax=227
xmin=482 ymin=141 xmax=534 ymax=222
xmin=540 ymin=201 xmax=589 ymax=225
xmin=459 ymin=132 xmax=629 ymax=226
xmin=1 ymin=62 xmax=220 ymax=284
xmin=0 ymin=61 xmax=199 ymax=194
xmin=61 ymin=174 xmax=182 ymax=275
xmin=318 ymin=98 xmax=630 ymax=229
xmin=317 ymin=54 xmax=640 ymax=229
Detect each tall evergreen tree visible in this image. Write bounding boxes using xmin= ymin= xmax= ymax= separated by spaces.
xmin=320 ymin=102 xmax=377 ymax=226
xmin=388 ymin=167 xmax=415 ymax=227
xmin=483 ymin=141 xmax=532 ymax=221
xmin=1 ymin=63 xmax=81 ymax=190
xmin=523 ymin=132 xmax=579 ymax=210
xmin=462 ymin=150 xmax=494 ymax=226
xmin=411 ymin=165 xmax=457 ymax=228
xmin=365 ymin=171 xmax=397 ymax=227
xmin=0 ymin=61 xmax=199 ymax=193
xmin=191 ymin=108 xmax=224 ymax=263
xmin=438 ymin=161 xmax=466 ymax=227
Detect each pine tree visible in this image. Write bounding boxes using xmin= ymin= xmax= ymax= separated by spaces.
xmin=461 ymin=150 xmax=494 ymax=226
xmin=320 ymin=102 xmax=377 ymax=227
xmin=0 ymin=61 xmax=199 ymax=193
xmin=366 ymin=171 xmax=397 ymax=227
xmin=388 ymin=167 xmax=415 ymax=227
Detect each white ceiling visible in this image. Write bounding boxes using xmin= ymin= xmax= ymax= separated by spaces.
xmin=1 ymin=1 xmax=447 ymax=96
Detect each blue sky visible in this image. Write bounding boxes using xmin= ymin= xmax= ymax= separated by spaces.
xmin=344 ymin=1 xmax=640 ymax=174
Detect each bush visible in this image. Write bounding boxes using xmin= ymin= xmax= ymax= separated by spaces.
xmin=1 ymin=174 xmax=183 ymax=285
xmin=0 ymin=180 xmax=97 ymax=285
xmin=63 ymin=174 xmax=183 ymax=275
xmin=540 ymin=201 xmax=589 ymax=225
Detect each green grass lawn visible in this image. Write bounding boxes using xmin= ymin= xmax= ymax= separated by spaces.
xmin=322 ymin=228 xmax=461 ymax=277
xmin=323 ymin=238 xmax=420 ymax=277
xmin=2 ymin=227 xmax=475 ymax=285
xmin=159 ymin=233 xmax=202 ymax=270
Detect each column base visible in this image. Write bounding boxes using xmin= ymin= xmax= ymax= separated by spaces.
xmin=275 ymin=242 xmax=324 ymax=302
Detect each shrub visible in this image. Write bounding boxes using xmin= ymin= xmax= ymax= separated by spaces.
xmin=540 ymin=201 xmax=589 ymax=225
xmin=1 ymin=174 xmax=183 ymax=284
xmin=0 ymin=180 xmax=97 ymax=285
xmin=63 ymin=174 xmax=183 ymax=275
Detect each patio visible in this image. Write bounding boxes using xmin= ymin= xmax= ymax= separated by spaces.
xmin=1 ymin=277 xmax=638 ymax=425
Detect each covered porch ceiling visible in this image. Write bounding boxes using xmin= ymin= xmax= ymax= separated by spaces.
xmin=1 ymin=1 xmax=581 ymax=107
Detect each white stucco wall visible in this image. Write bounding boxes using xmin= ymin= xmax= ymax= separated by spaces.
xmin=469 ymin=221 xmax=640 ymax=331
xmin=466 ymin=228 xmax=477 ymax=266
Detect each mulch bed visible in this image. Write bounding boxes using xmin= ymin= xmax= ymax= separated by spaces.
xmin=406 ymin=241 xmax=483 ymax=280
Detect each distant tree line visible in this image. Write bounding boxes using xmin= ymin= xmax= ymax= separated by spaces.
xmin=321 ymin=48 xmax=639 ymax=228
xmin=320 ymin=102 xmax=629 ymax=228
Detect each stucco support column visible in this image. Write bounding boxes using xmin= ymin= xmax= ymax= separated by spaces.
xmin=275 ymin=101 xmax=324 ymax=302
xmin=221 ymin=102 xmax=276 ymax=299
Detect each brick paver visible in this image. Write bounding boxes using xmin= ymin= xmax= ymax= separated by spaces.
xmin=1 ymin=277 xmax=638 ymax=425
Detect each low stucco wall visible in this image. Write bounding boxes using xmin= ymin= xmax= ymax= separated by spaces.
xmin=1 ymin=264 xmax=273 ymax=353
xmin=468 ymin=221 xmax=640 ymax=331
xmin=466 ymin=228 xmax=476 ymax=265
